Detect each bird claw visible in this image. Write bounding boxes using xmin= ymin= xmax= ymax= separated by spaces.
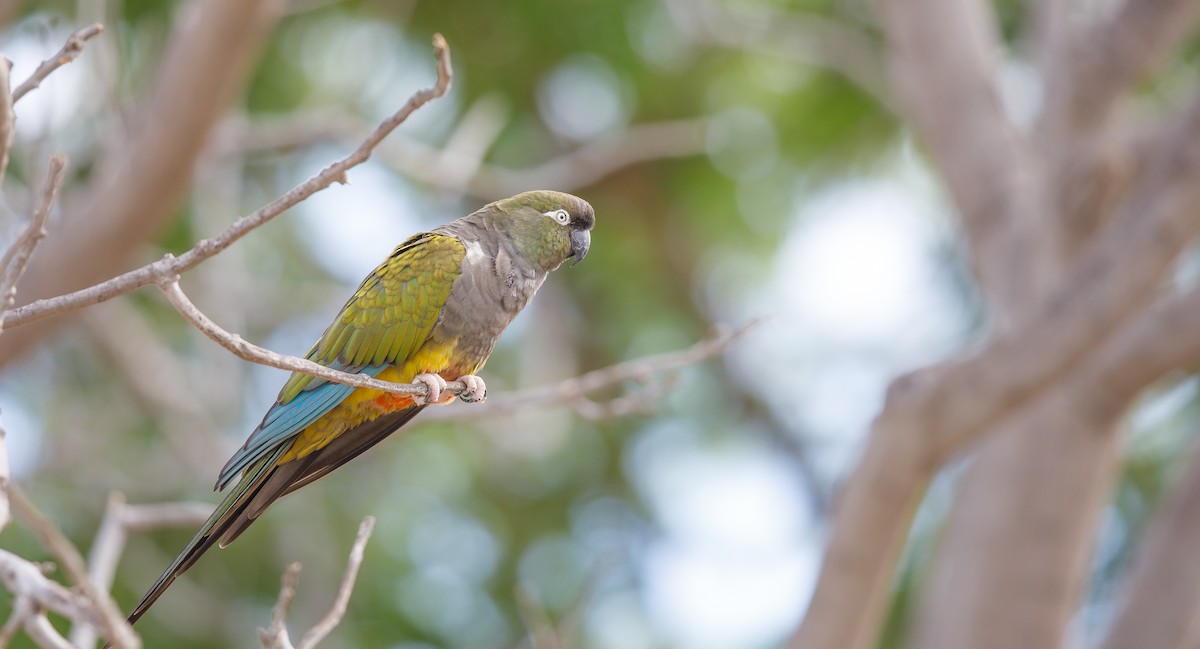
xmin=412 ymin=372 xmax=448 ymax=406
xmin=457 ymin=375 xmax=487 ymax=403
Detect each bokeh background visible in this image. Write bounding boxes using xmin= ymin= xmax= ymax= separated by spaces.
xmin=0 ymin=1 xmax=1189 ymax=648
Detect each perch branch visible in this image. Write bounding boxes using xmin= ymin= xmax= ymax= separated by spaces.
xmin=3 ymin=33 xmax=451 ymax=330
xmin=425 ymin=321 xmax=755 ymax=420
xmin=157 ymin=278 xmax=457 ymax=400
xmin=258 ymin=517 xmax=376 ymax=649
xmin=156 ymin=258 xmax=752 ymax=409
xmin=11 ymin=23 xmax=105 ymax=102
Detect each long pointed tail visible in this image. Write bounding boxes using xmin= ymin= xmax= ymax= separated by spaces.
xmin=126 ymin=405 xmax=423 ymax=626
xmin=126 ymin=446 xmax=288 ymax=625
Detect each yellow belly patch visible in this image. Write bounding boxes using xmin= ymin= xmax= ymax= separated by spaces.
xmin=277 ymin=340 xmax=459 ymax=465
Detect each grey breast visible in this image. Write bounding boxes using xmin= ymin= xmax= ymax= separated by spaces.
xmin=433 ymin=216 xmax=549 ymax=365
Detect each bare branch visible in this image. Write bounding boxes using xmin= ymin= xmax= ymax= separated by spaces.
xmin=258 ymin=517 xmax=377 ymax=649
xmin=221 ymin=109 xmax=708 ymax=202
xmin=11 ymin=23 xmax=105 ymax=102
xmin=459 ymin=118 xmax=708 ymax=199
xmin=70 ymin=494 xmax=212 ymax=649
xmin=258 ymin=563 xmax=301 ymax=649
xmin=662 ymin=0 xmax=889 ymax=108
xmin=295 ymin=516 xmax=375 ymax=649
xmin=0 ymin=0 xmax=289 ymax=368
xmin=0 ymin=549 xmax=100 ymax=629
xmin=23 ymin=614 xmax=74 ymax=649
xmin=4 ymin=34 xmax=452 ymax=330
xmin=426 ymin=320 xmax=756 ymax=420
xmin=0 ymin=155 xmax=67 ymax=333
xmin=7 ymin=486 xmax=140 ymax=649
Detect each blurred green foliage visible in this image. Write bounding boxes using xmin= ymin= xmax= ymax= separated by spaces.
xmin=2 ymin=1 xmax=1196 ymax=649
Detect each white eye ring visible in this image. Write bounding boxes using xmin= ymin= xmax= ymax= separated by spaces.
xmin=544 ymin=209 xmax=570 ymax=225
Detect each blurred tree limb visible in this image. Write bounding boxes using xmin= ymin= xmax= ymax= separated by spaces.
xmin=789 ymin=0 xmax=1200 ymax=647
xmin=1099 ymin=434 xmax=1200 ymax=649
xmin=0 ymin=0 xmax=287 ymax=368
xmin=217 ymin=107 xmax=710 ymax=202
xmin=2 ymin=35 xmax=452 ymax=332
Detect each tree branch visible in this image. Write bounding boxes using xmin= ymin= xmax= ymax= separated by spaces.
xmin=0 ymin=0 xmax=288 ymax=367
xmin=791 ymin=87 xmax=1200 ymax=649
xmin=10 ymin=23 xmax=105 ymax=103
xmin=1098 ymin=435 xmax=1200 ymax=649
xmin=0 ymin=548 xmax=95 ymax=649
xmin=880 ymin=0 xmax=1051 ymax=316
xmin=69 ymin=493 xmax=213 ymax=649
xmin=258 ymin=516 xmax=376 ymax=649
xmin=662 ymin=0 xmax=889 ymax=109
xmin=1045 ymin=0 xmax=1200 ymax=139
xmin=7 ymin=486 xmax=139 ymax=649
xmin=259 ymin=563 xmax=301 ymax=649
xmin=0 ymin=156 xmax=67 ymax=330
xmin=295 ymin=516 xmax=375 ymax=649
xmin=220 ymin=109 xmax=708 ymax=202
xmin=157 ymin=278 xmax=458 ymax=400
xmin=3 ymin=33 xmax=452 ymax=331
xmin=425 ymin=320 xmax=755 ymax=420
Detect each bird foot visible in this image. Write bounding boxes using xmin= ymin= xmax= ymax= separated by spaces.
xmin=457 ymin=375 xmax=487 ymax=403
xmin=412 ymin=372 xmax=448 ymax=406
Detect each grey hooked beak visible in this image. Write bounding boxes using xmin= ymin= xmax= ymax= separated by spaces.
xmin=570 ymin=229 xmax=590 ymax=266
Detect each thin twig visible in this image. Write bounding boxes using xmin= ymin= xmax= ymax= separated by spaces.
xmin=5 ymin=34 xmax=452 ymax=329
xmin=0 ymin=155 xmax=67 ymax=333
xmin=7 ymin=485 xmax=140 ymax=649
xmin=258 ymin=563 xmax=301 ymax=649
xmin=11 ymin=24 xmax=105 ymax=102
xmin=259 ymin=517 xmax=377 ymax=649
xmin=426 ymin=320 xmax=758 ymax=420
xmin=295 ymin=516 xmax=376 ymax=649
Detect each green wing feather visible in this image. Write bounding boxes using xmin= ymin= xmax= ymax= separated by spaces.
xmin=280 ymin=231 xmax=466 ymax=400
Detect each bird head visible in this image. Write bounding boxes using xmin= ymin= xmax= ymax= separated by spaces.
xmin=490 ymin=190 xmax=594 ymax=271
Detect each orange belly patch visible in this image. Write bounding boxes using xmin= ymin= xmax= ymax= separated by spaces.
xmin=373 ymin=392 xmax=416 ymax=411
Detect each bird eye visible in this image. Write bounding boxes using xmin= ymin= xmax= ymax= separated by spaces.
xmin=544 ymin=209 xmax=570 ymax=225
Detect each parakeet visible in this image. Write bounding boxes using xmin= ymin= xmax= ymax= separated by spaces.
xmin=126 ymin=190 xmax=594 ymax=625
